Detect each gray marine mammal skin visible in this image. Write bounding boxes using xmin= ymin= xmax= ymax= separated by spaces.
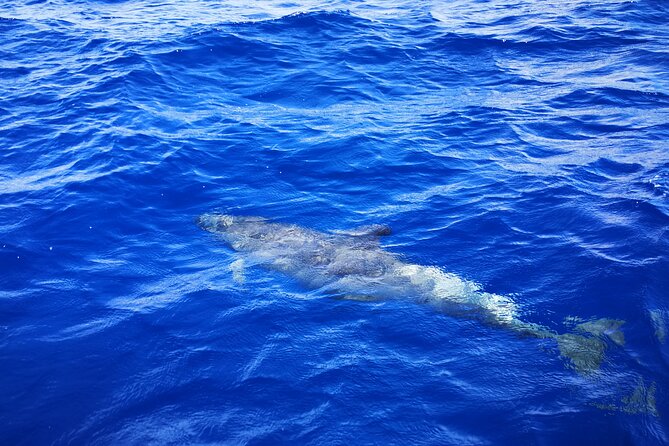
xmin=197 ymin=213 xmax=624 ymax=373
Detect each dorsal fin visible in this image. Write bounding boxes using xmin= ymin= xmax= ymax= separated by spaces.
xmin=332 ymin=224 xmax=392 ymax=237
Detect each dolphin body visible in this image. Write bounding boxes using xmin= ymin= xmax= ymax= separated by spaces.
xmin=197 ymin=213 xmax=624 ymax=373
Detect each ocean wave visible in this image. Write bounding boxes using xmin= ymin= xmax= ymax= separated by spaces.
xmin=2 ymin=0 xmax=669 ymax=444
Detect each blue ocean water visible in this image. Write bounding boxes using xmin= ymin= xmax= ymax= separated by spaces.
xmin=1 ymin=0 xmax=669 ymax=443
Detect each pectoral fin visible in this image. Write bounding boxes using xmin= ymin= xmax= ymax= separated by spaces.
xmin=229 ymin=258 xmax=246 ymax=284
xmin=332 ymin=294 xmax=384 ymax=302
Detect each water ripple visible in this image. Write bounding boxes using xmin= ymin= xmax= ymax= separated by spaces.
xmin=2 ymin=0 xmax=668 ymax=444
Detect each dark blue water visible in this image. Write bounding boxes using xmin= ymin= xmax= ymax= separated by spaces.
xmin=2 ymin=0 xmax=669 ymax=444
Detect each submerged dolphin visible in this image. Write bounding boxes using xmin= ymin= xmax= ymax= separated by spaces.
xmin=197 ymin=213 xmax=623 ymax=373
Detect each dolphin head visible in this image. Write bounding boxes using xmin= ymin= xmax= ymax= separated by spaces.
xmin=196 ymin=213 xmax=277 ymax=252
xmin=196 ymin=213 xmax=236 ymax=233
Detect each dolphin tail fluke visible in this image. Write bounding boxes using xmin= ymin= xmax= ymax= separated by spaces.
xmin=510 ymin=320 xmax=607 ymax=374
xmin=556 ymin=333 xmax=607 ymax=374
xmin=575 ymin=318 xmax=625 ymax=347
xmin=553 ymin=317 xmax=626 ymax=373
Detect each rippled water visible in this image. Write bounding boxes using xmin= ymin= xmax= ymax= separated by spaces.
xmin=1 ymin=0 xmax=668 ymax=444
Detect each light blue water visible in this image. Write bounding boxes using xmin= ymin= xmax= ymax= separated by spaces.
xmin=1 ymin=0 xmax=668 ymax=444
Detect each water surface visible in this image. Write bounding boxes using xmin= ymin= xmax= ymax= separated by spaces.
xmin=1 ymin=0 xmax=668 ymax=444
